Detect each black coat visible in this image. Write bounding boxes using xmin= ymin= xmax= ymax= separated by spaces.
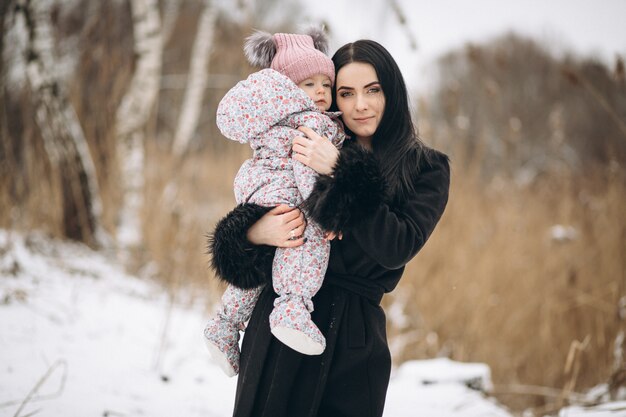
xmin=209 ymin=140 xmax=450 ymax=417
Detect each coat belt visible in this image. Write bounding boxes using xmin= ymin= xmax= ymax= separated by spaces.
xmin=324 ymin=272 xmax=384 ymax=304
xmin=324 ymin=273 xmax=384 ymax=350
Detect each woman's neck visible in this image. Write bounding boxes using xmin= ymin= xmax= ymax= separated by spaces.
xmin=356 ymin=136 xmax=372 ymax=150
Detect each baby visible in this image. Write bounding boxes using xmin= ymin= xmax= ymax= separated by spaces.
xmin=203 ymin=28 xmax=345 ymax=376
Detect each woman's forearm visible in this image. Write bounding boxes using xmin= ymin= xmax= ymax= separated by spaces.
xmin=247 ymin=204 xmax=307 ymax=247
xmin=208 ymin=203 xmax=307 ymax=288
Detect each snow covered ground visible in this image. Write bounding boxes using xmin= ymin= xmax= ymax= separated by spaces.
xmin=0 ymin=230 xmax=237 ymax=417
xmin=0 ymin=230 xmax=620 ymax=417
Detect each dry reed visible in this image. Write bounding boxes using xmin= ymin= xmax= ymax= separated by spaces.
xmin=1 ymin=4 xmax=623 ymax=414
xmin=383 ymin=153 xmax=625 ymax=413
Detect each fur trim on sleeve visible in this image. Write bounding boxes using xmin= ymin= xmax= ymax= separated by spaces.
xmin=303 ymin=143 xmax=387 ymax=232
xmin=207 ymin=203 xmax=275 ymax=289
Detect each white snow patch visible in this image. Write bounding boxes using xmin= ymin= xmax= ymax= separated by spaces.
xmin=0 ymin=230 xmax=235 ymax=416
xmin=394 ymin=357 xmax=493 ymax=391
xmin=559 ymin=401 xmax=626 ymax=417
xmin=549 ymin=224 xmax=579 ymax=243
xmin=2 ymin=229 xmax=613 ymax=417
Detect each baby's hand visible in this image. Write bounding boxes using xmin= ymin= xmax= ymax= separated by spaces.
xmin=324 ymin=231 xmax=343 ymax=241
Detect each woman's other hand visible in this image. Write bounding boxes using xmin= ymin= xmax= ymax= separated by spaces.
xmin=324 ymin=231 xmax=343 ymax=241
xmin=246 ymin=204 xmax=306 ymax=248
xmin=292 ymin=126 xmax=339 ymax=176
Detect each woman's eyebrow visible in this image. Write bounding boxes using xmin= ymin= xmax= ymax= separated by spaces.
xmin=337 ymin=81 xmax=380 ymax=91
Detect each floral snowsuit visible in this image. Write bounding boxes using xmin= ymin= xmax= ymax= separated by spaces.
xmin=204 ymin=69 xmax=344 ymax=375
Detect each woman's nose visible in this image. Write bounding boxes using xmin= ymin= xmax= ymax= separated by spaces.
xmin=355 ymin=94 xmax=368 ymax=111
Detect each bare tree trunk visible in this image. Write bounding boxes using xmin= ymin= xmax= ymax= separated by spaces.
xmin=0 ymin=2 xmax=13 ymax=212
xmin=0 ymin=0 xmax=11 ymax=81
xmin=161 ymin=0 xmax=181 ymax=46
xmin=15 ymin=0 xmax=107 ymax=247
xmin=172 ymin=1 xmax=217 ymax=156
xmin=115 ymin=0 xmax=163 ymax=248
xmin=0 ymin=0 xmax=12 ymax=138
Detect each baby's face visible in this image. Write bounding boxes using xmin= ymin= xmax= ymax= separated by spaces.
xmin=298 ymin=74 xmax=332 ymax=111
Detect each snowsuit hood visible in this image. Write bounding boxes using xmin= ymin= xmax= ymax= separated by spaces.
xmin=216 ymin=69 xmax=340 ymax=147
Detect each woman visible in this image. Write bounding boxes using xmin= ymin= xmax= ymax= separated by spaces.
xmin=210 ymin=39 xmax=450 ymax=417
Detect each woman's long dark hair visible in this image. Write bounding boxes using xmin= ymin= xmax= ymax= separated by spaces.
xmin=331 ymin=40 xmax=433 ymax=199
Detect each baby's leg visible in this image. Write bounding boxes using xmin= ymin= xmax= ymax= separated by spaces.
xmin=273 ymin=221 xmax=329 ymax=303
xmin=218 ymin=284 xmax=263 ymax=325
xmin=270 ymin=221 xmax=330 ymax=355
xmin=204 ymin=284 xmax=263 ymax=376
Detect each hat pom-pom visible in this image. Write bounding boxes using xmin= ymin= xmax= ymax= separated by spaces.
xmin=305 ymin=25 xmax=330 ymax=54
xmin=244 ymin=30 xmax=276 ymax=68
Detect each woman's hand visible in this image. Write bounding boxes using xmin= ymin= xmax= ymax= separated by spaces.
xmin=246 ymin=204 xmax=306 ymax=248
xmin=324 ymin=231 xmax=343 ymax=241
xmin=292 ymin=126 xmax=339 ymax=176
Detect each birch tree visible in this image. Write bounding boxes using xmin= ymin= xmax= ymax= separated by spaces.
xmin=14 ymin=0 xmax=107 ymax=247
xmin=115 ymin=0 xmax=163 ymax=248
xmin=161 ymin=0 xmax=182 ymax=46
xmin=171 ymin=0 xmax=217 ymax=156
xmin=0 ymin=1 xmax=11 ymax=153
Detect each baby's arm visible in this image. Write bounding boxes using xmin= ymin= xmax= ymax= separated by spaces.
xmin=292 ymin=157 xmax=317 ymax=201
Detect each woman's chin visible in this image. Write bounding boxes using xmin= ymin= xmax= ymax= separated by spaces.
xmin=351 ymin=128 xmax=375 ymax=140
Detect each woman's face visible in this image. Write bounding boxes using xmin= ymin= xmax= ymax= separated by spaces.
xmin=335 ymin=62 xmax=385 ymax=142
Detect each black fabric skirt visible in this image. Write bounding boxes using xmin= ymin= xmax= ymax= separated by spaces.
xmin=232 ymin=283 xmax=392 ymax=417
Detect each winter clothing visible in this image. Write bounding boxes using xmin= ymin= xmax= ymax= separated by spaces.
xmin=209 ymin=139 xmax=450 ymax=417
xmin=302 ymin=142 xmax=388 ymax=233
xmin=204 ymin=68 xmax=345 ymax=368
xmin=244 ymin=28 xmax=335 ymax=84
xmin=208 ymin=203 xmax=273 ymax=290
xmin=271 ymin=33 xmax=335 ymax=85
xmin=203 ymin=285 xmax=263 ymax=376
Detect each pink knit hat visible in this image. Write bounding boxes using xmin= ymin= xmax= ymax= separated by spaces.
xmin=270 ymin=33 xmax=335 ymax=85
xmin=244 ymin=28 xmax=335 ymax=85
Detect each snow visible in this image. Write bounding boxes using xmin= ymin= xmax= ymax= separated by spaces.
xmin=384 ymin=359 xmax=510 ymax=417
xmin=393 ymin=357 xmax=493 ymax=391
xmin=0 ymin=229 xmax=618 ymax=416
xmin=0 ymin=230 xmax=235 ymax=416
xmin=559 ymin=402 xmax=626 ymax=417
xmin=549 ymin=224 xmax=579 ymax=243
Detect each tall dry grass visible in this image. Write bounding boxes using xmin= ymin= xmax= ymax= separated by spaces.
xmin=136 ymin=133 xmax=625 ymax=415
xmin=383 ymin=153 xmax=624 ymax=413
xmin=1 ymin=3 xmax=623 ymax=414
xmin=140 ymin=139 xmax=250 ymax=303
xmin=388 ymin=37 xmax=626 ymax=413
